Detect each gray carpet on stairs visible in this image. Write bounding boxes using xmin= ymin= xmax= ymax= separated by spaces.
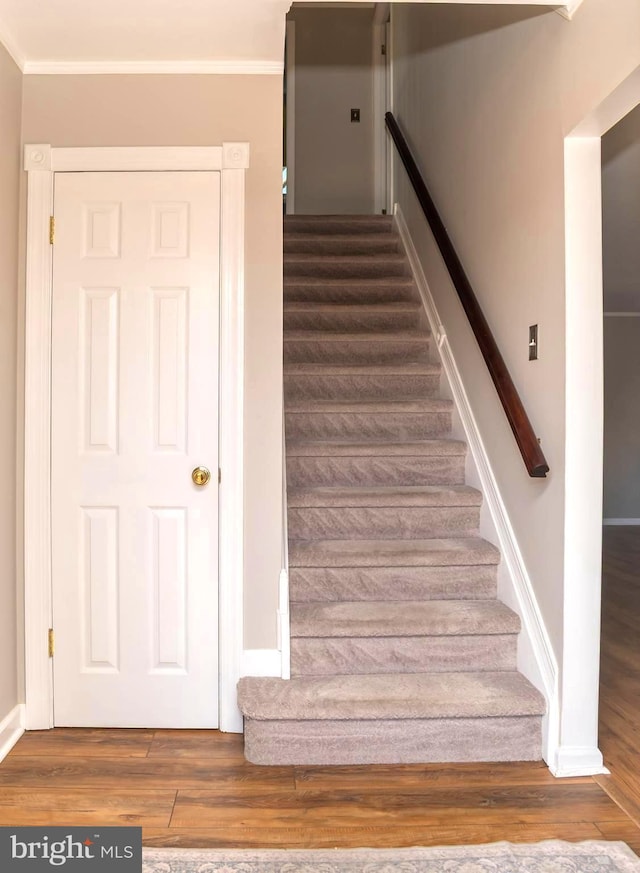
xmin=237 ymin=214 xmax=546 ymax=765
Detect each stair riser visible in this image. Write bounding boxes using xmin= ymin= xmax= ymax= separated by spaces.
xmin=287 ymin=506 xmax=480 ymax=540
xmin=286 ymin=455 xmax=465 ymax=487
xmin=285 ymin=411 xmax=452 ymax=441
xmin=284 ymin=374 xmax=439 ymax=402
xmin=284 ymin=283 xmax=417 ymax=304
xmin=284 ymin=339 xmax=431 ymax=365
xmin=285 ymin=259 xmax=408 ymax=280
xmin=290 ymin=635 xmax=517 ymax=677
xmin=244 ymin=716 xmax=543 ymax=765
xmin=289 ymin=565 xmax=497 ymax=602
xmin=285 ymin=238 xmax=402 ymax=256
xmin=284 ymin=218 xmax=394 ymax=234
xmin=284 ymin=310 xmax=421 ymax=332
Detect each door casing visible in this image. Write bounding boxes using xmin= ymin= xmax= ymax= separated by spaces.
xmin=23 ymin=143 xmax=249 ymax=733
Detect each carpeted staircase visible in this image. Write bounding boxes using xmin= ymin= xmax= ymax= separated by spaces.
xmin=237 ymin=214 xmax=545 ymax=765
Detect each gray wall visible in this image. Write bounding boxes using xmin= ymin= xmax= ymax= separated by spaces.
xmin=602 ymin=105 xmax=640 ymax=520
xmin=21 ymin=73 xmax=284 ymax=649
xmin=603 ymin=318 xmax=640 ymax=520
xmin=0 ymin=43 xmax=21 ymax=719
xmin=289 ymin=6 xmax=374 ymax=214
xmin=602 ymin=103 xmax=640 ymax=313
xmin=391 ymin=0 xmax=640 ymax=660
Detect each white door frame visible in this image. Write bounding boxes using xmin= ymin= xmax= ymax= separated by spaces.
xmin=373 ymin=3 xmax=390 ymax=214
xmin=23 ymin=143 xmax=249 ymax=733
xmin=556 ymin=65 xmax=640 ymax=776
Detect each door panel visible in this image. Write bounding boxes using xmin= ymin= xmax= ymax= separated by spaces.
xmin=51 ymin=171 xmax=220 ymax=727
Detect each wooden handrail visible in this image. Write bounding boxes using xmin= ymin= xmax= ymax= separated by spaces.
xmin=385 ymin=112 xmax=549 ymax=478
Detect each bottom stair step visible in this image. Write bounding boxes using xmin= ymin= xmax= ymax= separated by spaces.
xmin=237 ymin=672 xmax=546 ymax=765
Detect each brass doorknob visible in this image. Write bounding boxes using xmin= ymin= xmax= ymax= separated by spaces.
xmin=192 ymin=466 xmax=211 ymax=487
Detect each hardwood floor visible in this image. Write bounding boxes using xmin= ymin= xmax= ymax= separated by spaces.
xmin=1 ymin=526 xmax=639 ymax=851
xmin=595 ymin=526 xmax=640 ymax=835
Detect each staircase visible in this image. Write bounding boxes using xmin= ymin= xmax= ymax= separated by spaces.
xmin=237 ymin=214 xmax=545 ymax=765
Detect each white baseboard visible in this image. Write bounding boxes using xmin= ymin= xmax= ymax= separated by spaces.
xmin=241 ymin=649 xmax=282 ymax=677
xmin=0 ymin=704 xmax=25 ymax=763
xmin=551 ymin=745 xmax=608 ymax=777
xmin=394 ymin=204 xmax=559 ymax=768
xmin=603 ymin=518 xmax=640 ymax=526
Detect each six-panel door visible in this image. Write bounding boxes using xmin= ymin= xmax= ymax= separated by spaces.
xmin=51 ymin=171 xmax=220 ymax=727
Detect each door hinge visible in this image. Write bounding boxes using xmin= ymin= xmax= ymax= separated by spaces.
xmin=218 ymin=468 xmax=221 ymax=484
xmin=381 ymin=44 xmax=387 ymax=56
xmin=49 ymin=216 xmax=55 ymax=245
xmin=48 ymin=628 xmax=55 ymax=658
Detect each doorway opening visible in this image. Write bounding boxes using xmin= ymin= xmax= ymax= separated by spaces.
xmin=284 ymin=2 xmax=391 ymax=216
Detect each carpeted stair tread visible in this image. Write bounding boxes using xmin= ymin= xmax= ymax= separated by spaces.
xmin=290 ymin=600 xmax=520 ymax=638
xmin=284 ymin=301 xmax=421 ymax=313
xmin=284 ymin=330 xmax=427 ymax=342
xmin=285 ymin=233 xmax=402 ymax=255
xmin=289 ymin=564 xmax=497 ymax=603
xmin=284 ymin=276 xmax=414 ymax=288
xmin=287 ymin=485 xmax=481 ymax=508
xmin=284 ymin=255 xmax=406 ymax=269
xmin=283 ymin=277 xmax=417 ymax=303
xmin=237 ymin=671 xmax=546 ymax=722
xmin=284 ymin=215 xmax=394 ymax=233
xmin=289 ymin=537 xmax=501 ymax=568
xmin=286 ymin=439 xmax=467 ymax=457
xmin=285 ymin=398 xmax=453 ymax=413
xmin=284 ymin=362 xmax=440 ymax=376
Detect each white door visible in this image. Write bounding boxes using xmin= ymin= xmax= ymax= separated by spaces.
xmin=51 ymin=171 xmax=220 ymax=728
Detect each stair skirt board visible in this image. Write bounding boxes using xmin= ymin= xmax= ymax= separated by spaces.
xmin=238 ymin=214 xmax=546 ymax=766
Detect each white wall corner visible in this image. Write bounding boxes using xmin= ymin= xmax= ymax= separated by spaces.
xmin=555 ymin=0 xmax=586 ymax=21
xmin=394 ymin=204 xmax=559 ymax=768
xmin=0 ymin=704 xmax=25 ymax=764
xmin=241 ymin=649 xmax=282 ymax=678
xmin=24 ymin=144 xmax=51 ymax=172
xmin=222 ymin=142 xmax=250 ymax=170
xmin=551 ymin=745 xmax=607 ymax=777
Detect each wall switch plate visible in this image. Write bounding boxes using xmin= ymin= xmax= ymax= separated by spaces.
xmin=351 ymin=108 xmax=360 ymax=123
xmin=529 ymin=324 xmax=538 ymax=361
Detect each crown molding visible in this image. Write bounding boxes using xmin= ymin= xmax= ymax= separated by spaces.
xmin=555 ymin=0 xmax=585 ymax=20
xmin=0 ymin=25 xmax=25 ymax=71
xmin=22 ymin=59 xmax=284 ymax=75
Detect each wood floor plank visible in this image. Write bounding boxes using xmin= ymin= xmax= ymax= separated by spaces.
xmin=0 ymin=788 xmax=174 ymax=827
xmin=7 ymin=728 xmax=154 ymax=758
xmin=598 ymin=527 xmax=640 ymax=835
xmin=293 ymin=762 xmax=590 ymax=792
xmin=170 ymin=784 xmax=627 ymax=829
xmin=143 ymin=822 xmax=603 ymax=849
xmin=148 ymin=730 xmax=245 ymax=760
xmin=595 ymin=773 xmax=640 ymax=829
xmin=0 ymin=756 xmax=295 ymax=792
xmin=595 ymin=821 xmax=640 ymax=855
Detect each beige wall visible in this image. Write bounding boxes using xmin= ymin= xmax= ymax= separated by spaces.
xmin=0 ymin=43 xmax=21 ymax=718
xmin=288 ymin=6 xmax=374 ymax=214
xmin=602 ymin=103 xmax=640 ymax=312
xmin=391 ymin=0 xmax=640 ymax=661
xmin=603 ymin=317 xmax=640 ymax=520
xmin=21 ymin=74 xmax=284 ymax=649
